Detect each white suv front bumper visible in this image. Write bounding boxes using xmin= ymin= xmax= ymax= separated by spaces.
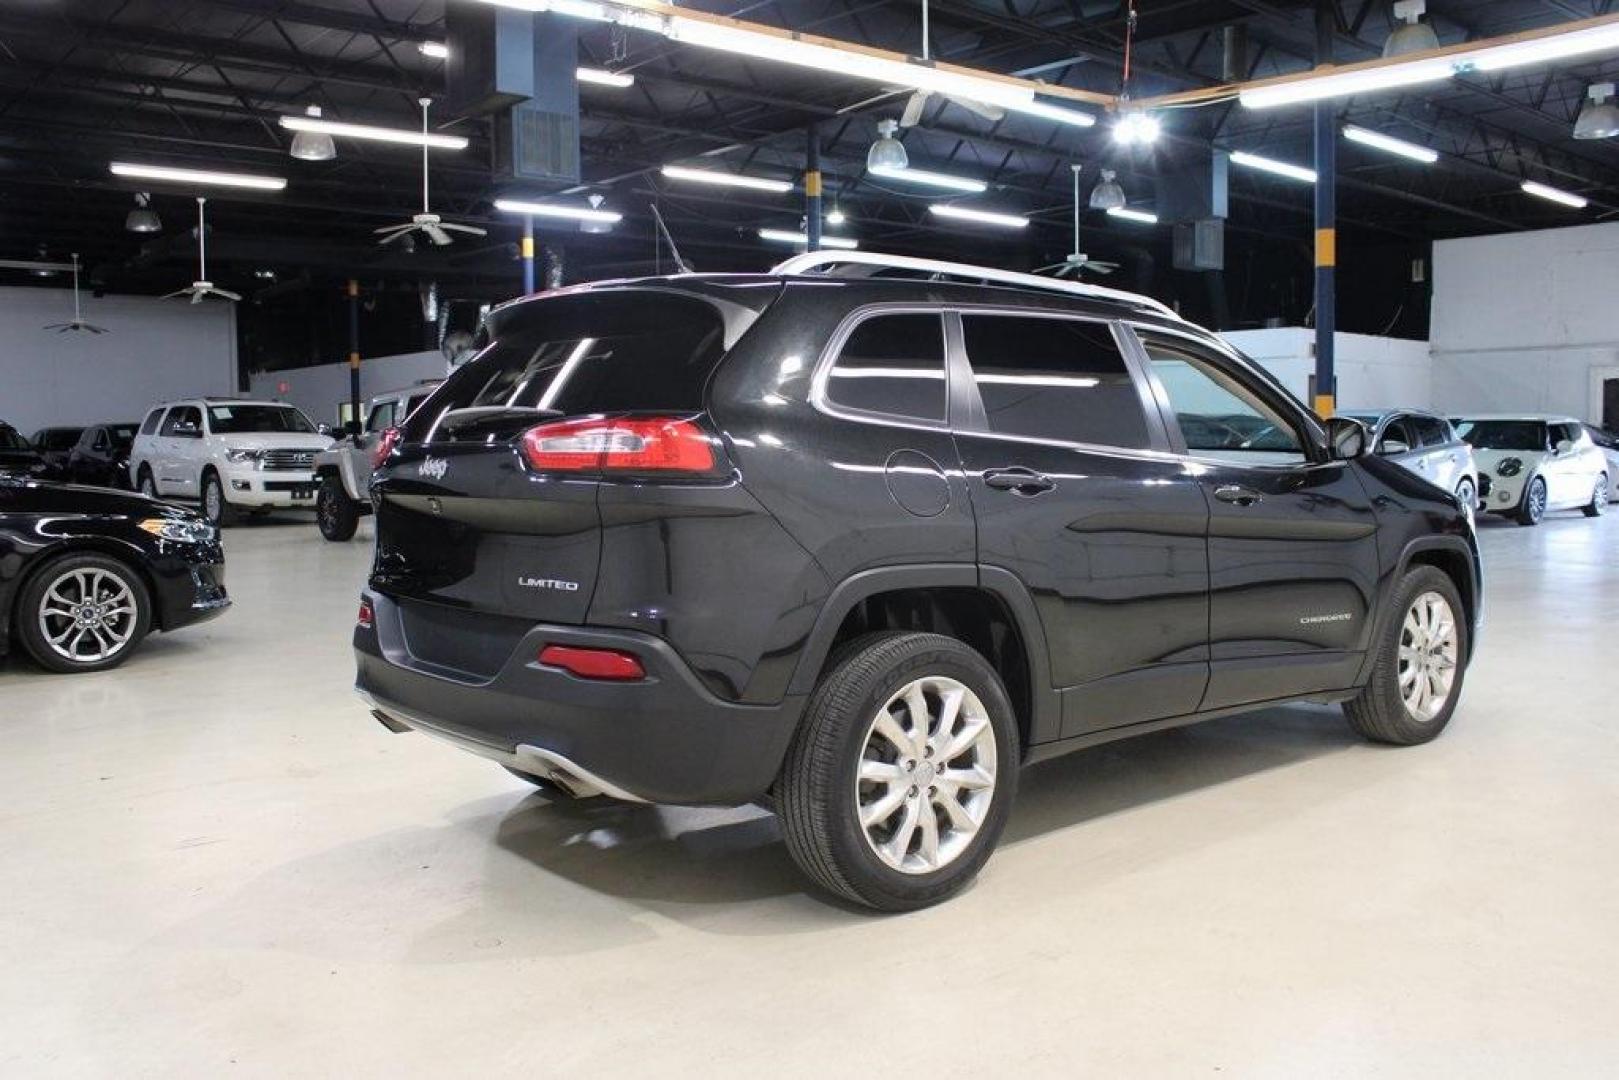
xmin=222 ymin=465 xmax=319 ymax=509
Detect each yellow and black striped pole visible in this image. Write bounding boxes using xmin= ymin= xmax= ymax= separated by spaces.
xmin=1312 ymin=4 xmax=1336 ymax=419
xmin=521 ymin=215 xmax=536 ymax=294
xmin=805 ymin=126 xmax=822 ymax=252
xmin=346 ymin=278 xmax=361 ymax=434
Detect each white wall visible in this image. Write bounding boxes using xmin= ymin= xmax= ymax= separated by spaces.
xmin=248 ymin=350 xmax=446 ymax=426
xmin=1220 ymin=328 xmax=1433 ymax=410
xmin=0 ymin=287 xmax=236 ymax=433
xmin=1430 ymin=221 xmax=1619 ymax=423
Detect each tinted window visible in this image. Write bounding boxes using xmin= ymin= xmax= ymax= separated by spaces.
xmin=409 ymin=292 xmax=729 ymax=444
xmin=160 ymin=406 xmax=202 ymax=436
xmin=208 ymin=405 xmax=315 ymax=435
xmin=0 ymin=424 xmax=28 ymax=451
xmin=1456 ymin=420 xmax=1548 ymax=451
xmin=36 ymin=429 xmax=83 ymax=451
xmin=1587 ymin=425 xmax=1618 ymax=450
xmin=366 ymin=401 xmax=396 ymax=434
xmin=826 ymin=313 xmax=947 ymax=423
xmin=1411 ymin=416 xmax=1449 ymax=447
xmin=140 ymin=409 xmax=165 ymax=436
xmin=1139 ymin=332 xmax=1307 ymax=463
xmin=1550 ymin=422 xmax=1579 ymax=446
xmin=961 ymin=315 xmax=1149 ymax=448
xmin=1378 ymin=418 xmax=1416 ymax=455
xmin=109 ymin=425 xmax=136 ymax=448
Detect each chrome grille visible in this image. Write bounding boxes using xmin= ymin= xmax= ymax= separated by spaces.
xmin=261 ymin=449 xmax=320 ymax=471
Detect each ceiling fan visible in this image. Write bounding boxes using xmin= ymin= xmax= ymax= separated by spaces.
xmin=375 ymin=98 xmax=487 ymax=248
xmin=43 ymin=253 xmax=109 ymax=333
xmin=165 ymin=197 xmax=242 ymax=304
xmin=896 ymin=0 xmax=1005 ymax=128
xmin=1034 ymin=165 xmax=1122 ymax=278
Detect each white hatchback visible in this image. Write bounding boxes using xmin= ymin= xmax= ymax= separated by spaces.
xmin=130 ymin=399 xmax=334 ymax=526
xmin=1452 ymin=415 xmax=1609 ymax=526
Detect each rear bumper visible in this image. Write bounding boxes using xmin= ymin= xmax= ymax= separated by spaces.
xmin=353 ymin=589 xmax=805 ymax=806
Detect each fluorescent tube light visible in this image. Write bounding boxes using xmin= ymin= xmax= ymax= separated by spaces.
xmin=1107 ymin=206 xmax=1159 ymax=224
xmin=1471 ymin=22 xmax=1619 ymax=72
xmin=868 ymin=164 xmax=987 ymax=193
xmin=1010 ymin=99 xmax=1097 ymax=127
xmin=758 ymin=228 xmax=858 ymax=249
xmin=418 ymin=41 xmax=450 ymax=59
xmin=1240 ymin=58 xmax=1453 ymax=109
xmin=109 ymin=162 xmax=287 ymax=191
xmin=278 ymin=113 xmax=468 ymax=150
xmin=1230 ymin=151 xmax=1318 ymax=184
xmin=1343 ymin=125 xmax=1439 ymax=163
xmin=661 ymin=164 xmax=793 ymax=192
xmin=929 ymin=204 xmax=1028 ymax=229
xmin=1521 ymin=180 xmax=1588 ymax=209
xmin=495 ymin=198 xmax=623 ymax=224
xmin=577 ymin=66 xmax=635 ymax=87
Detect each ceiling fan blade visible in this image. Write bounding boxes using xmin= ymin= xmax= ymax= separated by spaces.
xmin=377 ymin=229 xmax=414 ymax=246
xmin=424 ymin=224 xmax=454 ymax=246
xmin=161 ymin=289 xmax=191 ymax=300
xmin=211 ymin=288 xmax=243 ymax=302
xmin=191 ymin=290 xmax=205 ymax=305
xmin=949 ymin=95 xmax=1005 ymax=123
xmin=900 ymin=90 xmax=930 ymax=128
xmin=438 ymin=222 xmax=487 ymax=236
xmin=88 ymin=324 xmax=110 ymax=334
xmin=374 ymin=222 xmax=415 ymax=235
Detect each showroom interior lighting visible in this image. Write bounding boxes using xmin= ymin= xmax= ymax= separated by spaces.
xmin=577 ymin=66 xmax=635 ymax=87
xmin=1106 ymin=206 xmax=1158 ymax=224
xmin=124 ymin=192 xmax=161 ymax=233
xmin=867 ymin=164 xmax=987 ymax=193
xmin=1113 ymin=110 xmax=1162 ymax=145
xmin=1240 ymin=58 xmax=1454 ymax=109
xmin=418 ymin=41 xmax=450 ymax=59
xmin=928 ymin=204 xmax=1027 ymax=228
xmin=866 ymin=120 xmax=909 ymax=172
xmin=1383 ymin=1 xmax=1440 ymax=59
xmin=1230 ymin=150 xmax=1318 ymax=184
xmin=1089 ymin=169 xmax=1126 ymax=210
xmin=494 ymin=198 xmax=623 ymax=224
xmin=1574 ymin=82 xmax=1619 ymax=140
xmin=660 ymin=164 xmax=793 ymax=192
xmin=1520 ymin=180 xmax=1589 ymax=209
xmin=758 ymin=228 xmax=858 ymax=249
xmin=278 ymin=112 xmax=468 ymax=150
xmin=109 ymin=162 xmax=287 ymax=191
xmin=287 ymin=105 xmax=337 ymax=161
xmin=1343 ymin=125 xmax=1439 ymax=163
xmin=825 ymin=204 xmax=847 ymax=226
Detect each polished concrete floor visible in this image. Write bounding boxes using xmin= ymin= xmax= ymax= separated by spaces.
xmin=3 ymin=508 xmax=1617 ymax=1077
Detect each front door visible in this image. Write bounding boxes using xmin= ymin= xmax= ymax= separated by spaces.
xmin=157 ymin=405 xmax=203 ymax=497
xmin=1133 ymin=327 xmax=1382 ymax=711
xmin=950 ymin=311 xmax=1210 ymax=738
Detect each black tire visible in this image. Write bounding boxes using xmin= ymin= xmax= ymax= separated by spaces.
xmin=777 ymin=631 xmax=1020 ymax=912
xmin=1344 ymin=565 xmax=1468 ymax=746
xmin=316 ymin=476 xmax=360 ymax=541
xmin=15 ymin=552 xmax=152 ymax=674
xmin=1514 ymin=476 xmax=1547 ymax=526
xmin=200 ymin=469 xmax=237 ymax=527
xmin=1582 ymin=475 xmax=1607 ymax=518
xmin=136 ymin=466 xmax=158 ymax=499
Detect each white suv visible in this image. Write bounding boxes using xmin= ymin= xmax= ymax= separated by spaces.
xmin=130 ymin=398 xmax=334 ymax=525
xmin=1452 ymin=414 xmax=1609 ymax=526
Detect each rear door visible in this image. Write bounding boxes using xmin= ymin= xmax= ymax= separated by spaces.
xmin=1412 ymin=414 xmax=1463 ymax=492
xmin=949 ymin=311 xmax=1210 ymax=737
xmin=1132 ymin=326 xmax=1381 ymax=710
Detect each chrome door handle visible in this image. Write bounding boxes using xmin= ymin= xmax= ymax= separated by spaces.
xmin=983 ymin=468 xmax=1055 ymax=496
xmin=1214 ymin=484 xmax=1264 ymax=507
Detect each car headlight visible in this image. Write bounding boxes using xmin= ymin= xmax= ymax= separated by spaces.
xmin=1496 ymin=457 xmax=1523 ymax=477
xmin=138 ymin=517 xmax=216 ymax=544
xmin=225 ymin=448 xmax=265 ymax=464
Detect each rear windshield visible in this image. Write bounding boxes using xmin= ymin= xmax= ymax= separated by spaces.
xmin=407 ymin=291 xmax=729 ymax=444
xmin=1455 ymin=420 xmax=1547 ymax=451
xmin=208 ymin=405 xmax=316 ymax=435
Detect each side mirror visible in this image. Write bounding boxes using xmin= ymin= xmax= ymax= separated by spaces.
xmin=1378 ymin=439 xmax=1410 ymax=456
xmin=1555 ymin=439 xmax=1574 ymax=456
xmin=1326 ymin=416 xmax=1369 ymax=461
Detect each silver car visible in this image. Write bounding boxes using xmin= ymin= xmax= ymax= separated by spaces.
xmin=1582 ymin=424 xmax=1619 ymax=502
xmin=312 ymin=381 xmax=440 ymax=541
xmin=1343 ymin=410 xmax=1482 ymax=512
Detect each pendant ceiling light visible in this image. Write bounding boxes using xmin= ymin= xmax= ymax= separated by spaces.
xmin=1383 ymin=0 xmax=1440 ymax=59
xmin=289 ymin=105 xmax=337 ymax=161
xmin=1574 ymin=82 xmax=1619 ymax=140
xmin=125 ymin=192 xmax=161 ymax=233
xmin=866 ymin=119 xmax=909 ymax=173
xmin=1089 ymin=169 xmax=1126 ymax=210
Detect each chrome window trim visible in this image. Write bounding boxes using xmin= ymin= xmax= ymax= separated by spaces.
xmin=810 ymin=304 xmax=956 ymax=432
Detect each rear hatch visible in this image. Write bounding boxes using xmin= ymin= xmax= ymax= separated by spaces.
xmin=369 ymin=284 xmax=771 ymax=678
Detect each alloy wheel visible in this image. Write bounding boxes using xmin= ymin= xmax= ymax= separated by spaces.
xmin=1398 ymin=591 xmax=1459 ymax=723
xmin=36 ymin=567 xmax=138 ymax=664
xmin=1527 ymin=479 xmax=1547 ymax=521
xmin=204 ymin=480 xmax=222 ymax=522
xmin=855 ymin=676 xmax=998 ymax=875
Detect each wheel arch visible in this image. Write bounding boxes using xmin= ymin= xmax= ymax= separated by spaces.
xmin=6 ymin=539 xmax=165 ymax=640
xmin=1395 ymin=536 xmax=1480 ymax=662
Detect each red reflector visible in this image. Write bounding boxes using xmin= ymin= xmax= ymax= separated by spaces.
xmin=357 ymin=598 xmax=374 ymax=630
xmin=538 ymin=644 xmax=646 ymax=681
xmin=519 ymin=417 xmax=715 ymax=473
xmin=370 ymin=427 xmax=401 ymax=470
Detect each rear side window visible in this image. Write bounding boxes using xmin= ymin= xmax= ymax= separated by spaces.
xmin=409 ymin=292 xmax=728 ymax=444
xmin=825 ymin=313 xmax=947 ymax=423
xmin=961 ymin=315 xmax=1149 ymax=449
xmin=1412 ymin=416 xmax=1449 ymax=447
xmin=160 ymin=406 xmax=201 ymax=436
xmin=140 ymin=409 xmax=165 ymax=436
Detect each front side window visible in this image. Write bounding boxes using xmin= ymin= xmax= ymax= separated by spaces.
xmin=109 ymin=426 xmax=136 ymax=449
xmin=960 ymin=315 xmax=1150 ymax=449
xmin=1378 ymin=417 xmax=1416 ymax=455
xmin=140 ymin=409 xmax=165 ymax=436
xmin=1139 ymin=331 xmax=1307 ymax=464
xmin=1413 ymin=416 xmax=1450 ymax=448
xmin=825 ymin=313 xmax=947 ymax=423
xmin=366 ymin=402 xmax=396 ymax=434
xmin=207 ymin=405 xmax=316 ymax=435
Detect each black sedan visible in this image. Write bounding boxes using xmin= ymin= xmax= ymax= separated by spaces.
xmin=30 ymin=426 xmax=84 ymax=474
xmin=66 ymin=422 xmax=138 ymax=489
xmin=0 ymin=422 xmax=56 ymax=480
xmin=0 ymin=477 xmax=229 ymax=672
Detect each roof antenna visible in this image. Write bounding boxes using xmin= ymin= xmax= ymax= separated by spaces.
xmin=648 ymin=203 xmax=692 ymax=273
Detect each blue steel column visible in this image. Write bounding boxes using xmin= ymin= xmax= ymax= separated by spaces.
xmin=521 ymin=215 xmax=536 ymax=294
xmin=1313 ymin=2 xmax=1337 ymax=417
xmin=805 ymin=126 xmax=822 ymax=251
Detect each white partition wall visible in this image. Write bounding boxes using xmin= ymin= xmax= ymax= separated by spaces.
xmin=1219 ymin=328 xmax=1433 ymax=410
xmin=248 ymin=350 xmax=446 ymax=425
xmin=1431 ymin=221 xmax=1619 ymax=424
xmin=0 ymin=286 xmax=237 ymax=432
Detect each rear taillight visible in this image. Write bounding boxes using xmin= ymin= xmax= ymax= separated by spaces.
xmin=370 ymin=427 xmax=400 ymax=470
xmin=519 ymin=417 xmax=715 ymax=474
xmin=357 ymin=598 xmax=374 ymax=630
xmin=538 ymin=644 xmax=646 ymax=681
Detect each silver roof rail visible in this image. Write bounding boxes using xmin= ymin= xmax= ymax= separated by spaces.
xmin=770 ymin=250 xmax=1179 ymax=320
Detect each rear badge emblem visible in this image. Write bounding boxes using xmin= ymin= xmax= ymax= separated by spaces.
xmin=518 ymin=577 xmax=580 ymax=591
xmin=418 ymin=457 xmax=448 ymax=481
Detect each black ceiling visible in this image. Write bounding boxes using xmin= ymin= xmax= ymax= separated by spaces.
xmin=1 ymin=0 xmax=1616 ymax=332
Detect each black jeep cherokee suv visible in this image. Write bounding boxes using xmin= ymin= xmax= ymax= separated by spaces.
xmin=355 ymin=252 xmax=1480 ymax=911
